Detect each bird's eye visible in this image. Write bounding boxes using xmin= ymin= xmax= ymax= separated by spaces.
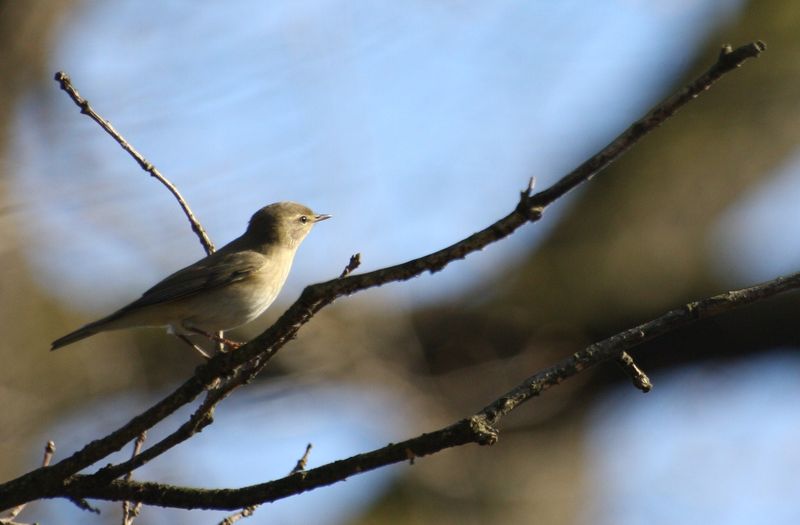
xmin=299 ymin=215 xmax=308 ymax=224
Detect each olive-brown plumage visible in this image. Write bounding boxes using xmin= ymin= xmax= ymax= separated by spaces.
xmin=51 ymin=202 xmax=330 ymax=350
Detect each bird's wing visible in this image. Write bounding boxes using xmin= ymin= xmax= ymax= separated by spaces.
xmin=122 ymin=249 xmax=266 ymax=310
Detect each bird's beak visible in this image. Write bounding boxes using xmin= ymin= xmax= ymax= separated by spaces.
xmin=314 ymin=214 xmax=332 ymax=222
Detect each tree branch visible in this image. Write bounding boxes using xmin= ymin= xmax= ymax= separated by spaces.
xmin=0 ymin=441 xmax=54 ymax=524
xmin=44 ymin=267 xmax=800 ymax=509
xmin=0 ymin=41 xmax=765 ymax=512
xmin=218 ymin=442 xmax=313 ymax=524
xmin=53 ymin=71 xmax=216 ymax=255
xmin=527 ymin=41 xmax=766 ymax=207
xmin=120 ymin=432 xmax=146 ymax=525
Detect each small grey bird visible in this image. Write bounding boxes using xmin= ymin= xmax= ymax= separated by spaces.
xmin=51 ymin=201 xmax=330 ymax=353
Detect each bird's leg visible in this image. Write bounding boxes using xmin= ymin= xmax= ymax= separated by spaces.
xmin=176 ymin=334 xmax=212 ymax=359
xmin=185 ymin=327 xmax=244 ymax=350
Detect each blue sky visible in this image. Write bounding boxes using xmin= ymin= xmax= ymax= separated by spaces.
xmin=10 ymin=0 xmax=751 ymax=312
xmin=585 ymin=351 xmax=800 ymax=525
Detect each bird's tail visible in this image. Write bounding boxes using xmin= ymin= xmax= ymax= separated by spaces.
xmin=51 ymin=307 xmax=136 ymax=350
xmin=51 ymin=324 xmax=100 ymax=351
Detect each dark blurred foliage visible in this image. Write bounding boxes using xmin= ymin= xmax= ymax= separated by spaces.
xmin=1 ymin=1 xmax=799 ymax=524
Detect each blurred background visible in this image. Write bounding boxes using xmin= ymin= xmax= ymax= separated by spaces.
xmin=2 ymin=1 xmax=800 ymax=523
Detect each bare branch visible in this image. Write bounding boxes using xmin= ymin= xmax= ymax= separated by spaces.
xmin=615 ymin=352 xmax=652 ymax=393
xmin=53 ymin=71 xmax=216 ymax=255
xmin=219 ymin=443 xmax=313 ymax=525
xmin=220 ymin=506 xmax=256 ymax=525
xmin=0 ymin=41 xmax=766 ymax=512
xmin=290 ymin=443 xmax=313 ymax=475
xmin=0 ymin=441 xmax=55 ymax=524
xmin=54 ymin=267 xmax=800 ymax=509
xmin=44 ymin=441 xmax=55 ymax=466
xmin=67 ymin=496 xmax=100 ymax=514
xmin=339 ymin=253 xmax=362 ymax=278
xmin=121 ymin=432 xmax=147 ymax=525
xmin=527 ymin=41 xmax=766 ymax=207
xmin=85 ymin=380 xmax=229 ymax=485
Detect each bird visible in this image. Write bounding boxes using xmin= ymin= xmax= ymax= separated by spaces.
xmin=51 ymin=201 xmax=330 ymax=355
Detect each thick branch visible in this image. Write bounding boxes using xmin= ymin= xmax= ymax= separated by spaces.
xmin=55 ymin=268 xmax=800 ymax=509
xmin=0 ymin=41 xmax=765 ymax=511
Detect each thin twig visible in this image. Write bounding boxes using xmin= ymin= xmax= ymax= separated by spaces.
xmin=86 ymin=379 xmax=230 ymax=484
xmin=43 ymin=441 xmax=55 ymax=466
xmin=121 ymin=432 xmax=147 ymax=525
xmin=219 ymin=443 xmax=313 ymax=525
xmin=615 ymin=352 xmax=652 ymax=392
xmin=291 ymin=443 xmax=313 ymax=474
xmin=339 ymin=253 xmax=361 ymax=278
xmin=220 ymin=506 xmax=257 ymax=525
xmin=53 ymin=72 xmax=215 ymax=255
xmin=0 ymin=41 xmax=765 ymax=512
xmin=67 ymin=496 xmax=100 ymax=514
xmin=0 ymin=441 xmax=55 ymax=524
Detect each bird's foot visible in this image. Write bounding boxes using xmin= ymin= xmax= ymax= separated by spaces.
xmin=177 ymin=334 xmax=212 ymax=359
xmin=186 ymin=328 xmax=244 ymax=351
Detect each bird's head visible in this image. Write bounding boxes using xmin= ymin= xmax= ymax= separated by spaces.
xmin=246 ymin=201 xmax=330 ymax=248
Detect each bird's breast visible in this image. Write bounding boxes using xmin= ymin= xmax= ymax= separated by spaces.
xmin=181 ymin=257 xmax=293 ymax=331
